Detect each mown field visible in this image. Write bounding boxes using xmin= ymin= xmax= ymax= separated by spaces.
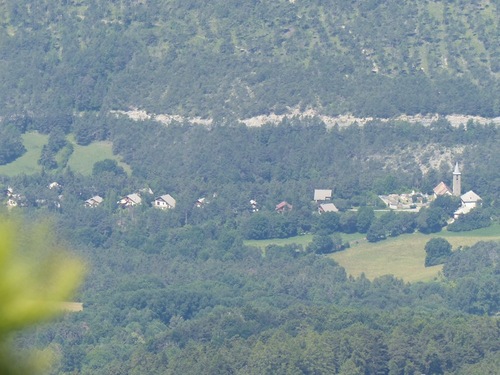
xmin=0 ymin=132 xmax=48 ymax=176
xmin=66 ymin=138 xmax=131 ymax=176
xmin=245 ymin=224 xmax=500 ymax=283
xmin=245 ymin=232 xmax=366 ymax=250
xmin=0 ymin=132 xmax=131 ymax=176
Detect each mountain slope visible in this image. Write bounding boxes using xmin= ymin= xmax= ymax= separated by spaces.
xmin=0 ymin=0 xmax=498 ymax=120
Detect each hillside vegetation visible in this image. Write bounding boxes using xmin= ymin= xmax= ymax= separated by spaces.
xmin=1 ymin=2 xmax=499 ymax=374
xmin=244 ymin=224 xmax=500 ymax=282
xmin=0 ymin=132 xmax=47 ymax=176
xmin=0 ymin=132 xmax=130 ymax=176
xmin=331 ymin=225 xmax=500 ymax=282
xmin=0 ymin=0 xmax=498 ymax=122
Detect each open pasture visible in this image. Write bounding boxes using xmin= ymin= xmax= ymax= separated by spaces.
xmin=245 ymin=224 xmax=500 ymax=283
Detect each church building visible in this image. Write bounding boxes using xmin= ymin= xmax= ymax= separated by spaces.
xmin=452 ymin=162 xmax=461 ymax=197
xmin=451 ymin=163 xmax=482 ymax=218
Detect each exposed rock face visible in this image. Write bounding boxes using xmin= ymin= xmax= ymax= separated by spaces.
xmin=112 ymin=108 xmax=500 ymax=129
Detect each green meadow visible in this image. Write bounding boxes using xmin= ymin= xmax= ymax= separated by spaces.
xmin=245 ymin=223 xmax=500 ymax=283
xmin=0 ymin=132 xmax=48 ymax=176
xmin=0 ymin=132 xmax=131 ymax=176
xmin=245 ymin=232 xmax=366 ymax=250
xmin=66 ymin=138 xmax=131 ymax=176
xmin=331 ymin=225 xmax=500 ymax=283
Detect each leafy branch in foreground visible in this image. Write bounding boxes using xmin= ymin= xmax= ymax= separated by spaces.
xmin=0 ymin=218 xmax=84 ymax=375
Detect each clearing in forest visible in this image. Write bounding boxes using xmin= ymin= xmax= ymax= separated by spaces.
xmin=66 ymin=139 xmax=131 ymax=176
xmin=331 ymin=224 xmax=500 ymax=282
xmin=0 ymin=132 xmax=48 ymax=176
xmin=0 ymin=132 xmax=131 ymax=176
xmin=245 ymin=224 xmax=500 ymax=283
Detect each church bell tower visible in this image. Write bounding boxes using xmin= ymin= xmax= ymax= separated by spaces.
xmin=452 ymin=162 xmax=461 ymax=197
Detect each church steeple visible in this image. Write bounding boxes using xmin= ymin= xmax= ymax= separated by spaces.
xmin=452 ymin=162 xmax=461 ymax=197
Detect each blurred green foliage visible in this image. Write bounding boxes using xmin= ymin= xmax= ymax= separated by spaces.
xmin=0 ymin=218 xmax=83 ymax=374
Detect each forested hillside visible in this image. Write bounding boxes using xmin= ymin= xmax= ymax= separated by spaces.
xmin=1 ymin=1 xmax=500 ymax=374
xmin=12 ymin=213 xmax=500 ymax=374
xmin=0 ymin=0 xmax=499 ymax=121
xmin=0 ymin=116 xmax=497 ymax=373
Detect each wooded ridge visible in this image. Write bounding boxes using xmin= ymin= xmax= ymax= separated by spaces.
xmin=0 ymin=0 xmax=498 ymax=121
xmin=1 ymin=1 xmax=499 ymax=373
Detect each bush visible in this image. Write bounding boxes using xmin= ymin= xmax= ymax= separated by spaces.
xmin=447 ymin=208 xmax=491 ymax=232
xmin=307 ymin=235 xmax=334 ymax=254
xmin=443 ymin=241 xmax=499 ymax=280
xmin=424 ymin=238 xmax=452 ymax=267
xmin=366 ymin=221 xmax=386 ymax=242
xmin=92 ymin=159 xmax=126 ymax=176
xmin=0 ymin=125 xmax=26 ymax=165
xmin=357 ymin=206 xmax=375 ymax=233
xmin=313 ymin=212 xmax=340 ymax=234
xmin=431 ymin=195 xmax=461 ymax=217
xmin=417 ymin=207 xmax=447 ymax=234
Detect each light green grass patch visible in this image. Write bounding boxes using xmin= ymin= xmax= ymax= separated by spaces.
xmin=246 ymin=224 xmax=499 ymax=283
xmin=440 ymin=223 xmax=500 ymax=238
xmin=245 ymin=234 xmax=314 ymax=249
xmin=331 ymin=226 xmax=500 ymax=283
xmin=67 ymin=140 xmax=131 ymax=176
xmin=0 ymin=132 xmax=48 ymax=176
xmin=331 ymin=233 xmax=443 ymax=283
xmin=245 ymin=232 xmax=365 ymax=250
xmin=0 ymin=132 xmax=131 ymax=177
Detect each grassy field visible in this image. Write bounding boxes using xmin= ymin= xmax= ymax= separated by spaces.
xmin=331 ymin=224 xmax=500 ymax=283
xmin=0 ymin=132 xmax=131 ymax=176
xmin=66 ymin=139 xmax=131 ymax=176
xmin=245 ymin=223 xmax=500 ymax=283
xmin=0 ymin=132 xmax=48 ymax=176
xmin=331 ymin=233 xmax=445 ymax=283
xmin=245 ymin=232 xmax=366 ymax=250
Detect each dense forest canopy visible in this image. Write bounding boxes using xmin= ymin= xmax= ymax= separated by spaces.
xmin=0 ymin=119 xmax=498 ymax=374
xmin=0 ymin=0 xmax=499 ymax=120
xmin=10 ymin=209 xmax=500 ymax=374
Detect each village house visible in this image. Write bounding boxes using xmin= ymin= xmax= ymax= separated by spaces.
xmin=7 ymin=198 xmax=18 ymax=207
xmin=318 ymin=202 xmax=339 ymax=214
xmin=7 ymin=195 xmax=28 ymax=207
xmin=454 ymin=190 xmax=482 ymax=218
xmin=35 ymin=196 xmax=62 ymax=209
xmin=194 ymin=197 xmax=206 ymax=208
xmin=275 ymin=201 xmax=293 ymax=213
xmin=85 ymin=195 xmax=104 ymax=208
xmin=153 ymin=194 xmax=176 ymax=210
xmin=433 ymin=181 xmax=452 ymax=197
xmin=49 ymin=181 xmax=62 ymax=190
xmin=314 ymin=189 xmax=332 ymax=202
xmin=378 ymin=194 xmax=410 ymax=209
xmin=250 ymin=199 xmax=259 ymax=212
xmin=378 ymin=194 xmax=399 ymax=209
xmin=118 ymin=193 xmax=142 ymax=208
xmin=5 ymin=187 xmax=27 ymax=208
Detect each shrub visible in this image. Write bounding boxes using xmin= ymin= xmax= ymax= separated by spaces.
xmin=447 ymin=208 xmax=491 ymax=232
xmin=307 ymin=235 xmax=334 ymax=254
xmin=425 ymin=238 xmax=452 ymax=267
